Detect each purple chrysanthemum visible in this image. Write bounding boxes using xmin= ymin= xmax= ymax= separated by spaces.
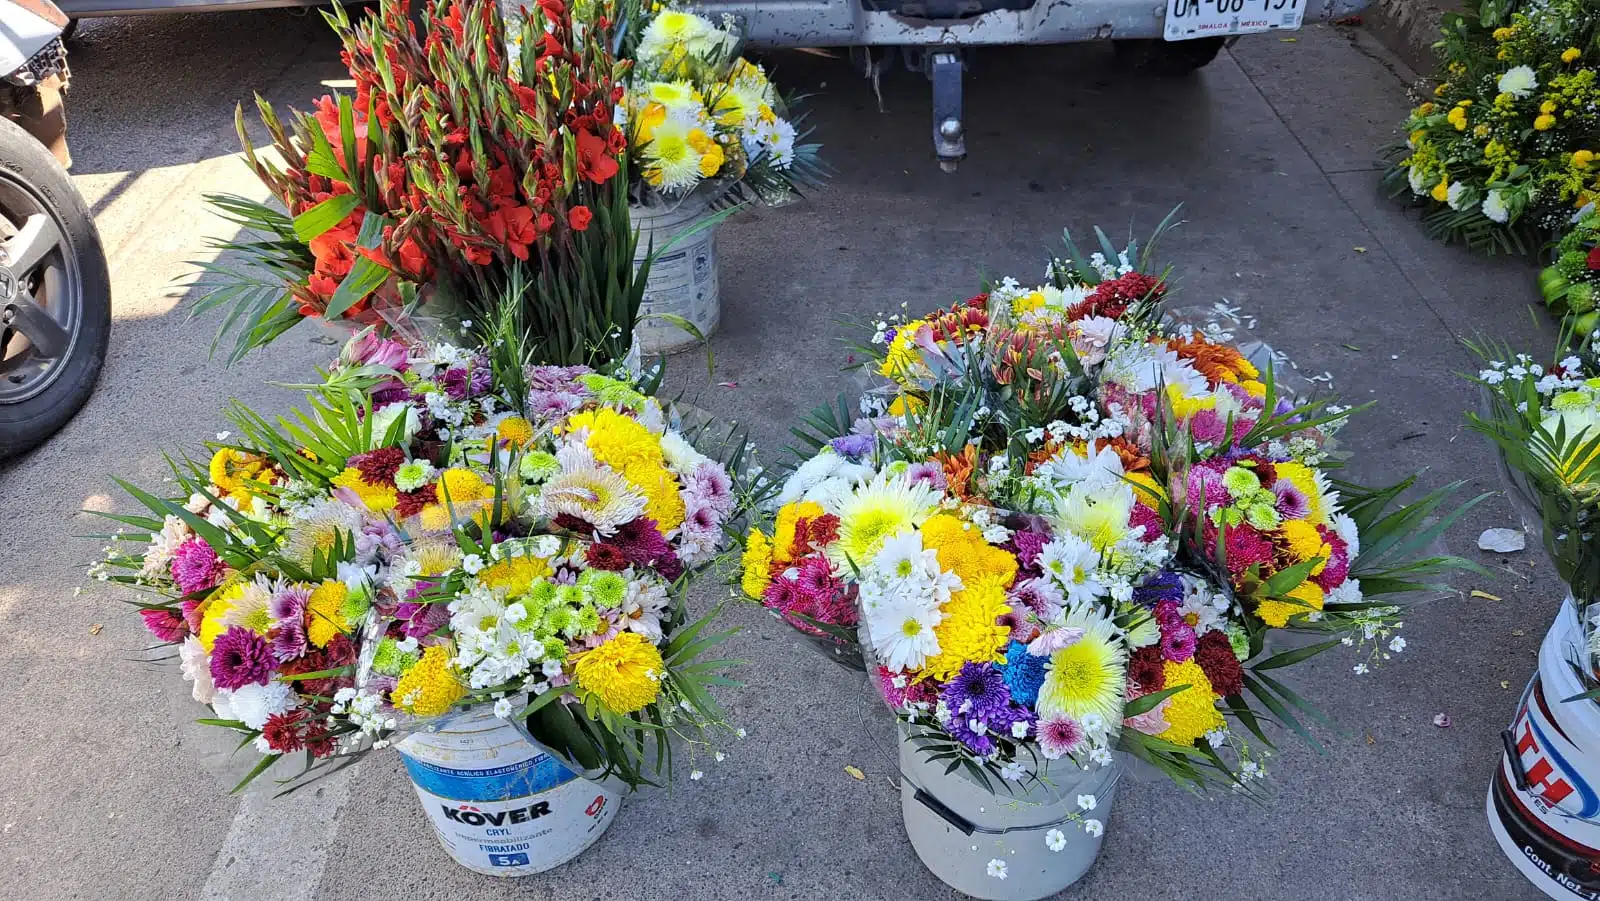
xmin=947 ymin=716 xmax=997 ymax=757
xmin=270 ymin=618 xmax=309 ymax=663
xmin=942 ymin=663 xmax=1012 ymax=720
xmin=689 ymin=463 xmax=734 ymax=513
xmin=210 ymin=626 xmax=277 ymax=690
xmin=1037 ymin=715 xmax=1085 ymax=760
xmin=395 ymin=601 xmax=450 ymax=640
xmin=1006 ymin=529 xmax=1049 ymax=573
xmin=1008 ymin=578 xmax=1063 ymax=621
xmin=1160 ymin=622 xmax=1198 ymax=663
xmin=829 ymin=433 xmax=874 ymax=460
xmin=269 ymin=584 xmax=311 ymax=624
xmin=171 ymin=538 xmax=227 ymax=596
xmin=1273 ymin=480 xmax=1311 ymax=519
xmin=904 ymin=461 xmax=947 ymax=492
xmin=1132 ymin=571 xmax=1184 ymax=608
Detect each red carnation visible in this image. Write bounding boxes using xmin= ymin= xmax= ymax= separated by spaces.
xmin=1194 ymin=631 xmax=1244 ymax=698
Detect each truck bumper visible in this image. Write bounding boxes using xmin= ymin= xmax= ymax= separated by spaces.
xmin=697 ymin=0 xmax=1368 ymax=46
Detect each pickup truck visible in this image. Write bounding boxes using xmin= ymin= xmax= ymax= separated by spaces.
xmin=52 ymin=0 xmax=1367 ymax=166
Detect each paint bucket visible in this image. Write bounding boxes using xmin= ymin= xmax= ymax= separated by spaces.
xmin=898 ymin=726 xmax=1119 ymax=901
xmin=396 ymin=708 xmax=621 ymax=877
xmin=1487 ymin=596 xmax=1600 ymax=899
xmin=631 ymin=196 xmax=720 ymax=356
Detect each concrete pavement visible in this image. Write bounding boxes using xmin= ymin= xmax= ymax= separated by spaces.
xmin=0 ymin=15 xmax=1558 ymax=900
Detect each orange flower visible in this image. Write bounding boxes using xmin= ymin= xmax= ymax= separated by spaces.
xmin=1167 ymin=335 xmax=1258 ymax=387
xmin=937 ymin=445 xmax=979 ymax=501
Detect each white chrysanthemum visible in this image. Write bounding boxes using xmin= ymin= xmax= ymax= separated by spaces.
xmin=283 ymin=497 xmax=363 ymax=568
xmin=1329 ymin=513 xmax=1360 ymax=559
xmin=758 ymin=117 xmax=797 ymax=168
xmin=641 ymin=118 xmax=708 ymax=192
xmin=371 ymin=401 xmax=421 ymax=443
xmin=1178 ymin=575 xmax=1229 ymax=635
xmin=1497 ymin=65 xmax=1537 ymax=99
xmin=1408 ymin=165 xmax=1427 ymax=196
xmin=1326 ymin=579 xmax=1364 ymax=606
xmin=659 ymin=430 xmax=709 ymax=475
xmin=617 ymin=578 xmax=672 ymax=643
xmin=178 ymin=636 xmax=215 ymax=704
xmin=1482 ymin=189 xmax=1511 ymax=224
xmin=1037 ymin=531 xmax=1106 ymax=606
xmin=1053 ymin=483 xmax=1135 ymax=556
xmin=828 ymin=473 xmax=939 ymax=571
xmin=140 ymin=514 xmax=192 ymax=578
xmin=1040 ymin=442 xmax=1125 ymax=494
xmin=539 ymin=466 xmax=649 ymax=535
xmin=776 ymin=451 xmax=875 ymax=507
xmin=866 ymin=593 xmax=945 ymax=672
xmin=1101 ymin=341 xmax=1208 ymax=396
xmin=636 ymin=9 xmax=729 ymax=66
xmin=216 ymin=681 xmax=295 ymax=730
xmin=1445 ymin=182 xmax=1467 ymax=211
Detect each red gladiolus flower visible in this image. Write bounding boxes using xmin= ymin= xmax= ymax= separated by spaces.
xmin=1587 ymin=246 xmax=1600 ymax=270
xmin=576 ymin=129 xmax=619 ymax=184
xmin=568 ymin=205 xmax=593 ymax=231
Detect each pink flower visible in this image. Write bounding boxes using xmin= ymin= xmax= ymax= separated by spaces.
xmin=140 ymin=607 xmax=190 ymax=643
xmin=170 ymin=538 xmax=226 ymax=596
xmin=1027 ymin=627 xmax=1085 ymax=657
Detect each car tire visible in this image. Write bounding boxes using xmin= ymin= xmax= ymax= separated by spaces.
xmin=0 ymin=114 xmax=110 ymax=460
xmin=1113 ymin=37 xmax=1227 ymax=76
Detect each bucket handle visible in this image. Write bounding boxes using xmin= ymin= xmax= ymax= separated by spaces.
xmin=904 ymin=769 xmax=1122 ymax=837
xmin=1501 ymin=729 xmax=1531 ymax=791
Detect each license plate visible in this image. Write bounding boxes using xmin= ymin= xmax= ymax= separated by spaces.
xmin=1164 ymin=0 xmax=1303 ymax=41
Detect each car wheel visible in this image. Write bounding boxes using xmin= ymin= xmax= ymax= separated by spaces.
xmin=0 ymin=114 xmax=110 ymax=459
xmin=1113 ymin=37 xmax=1227 ymax=76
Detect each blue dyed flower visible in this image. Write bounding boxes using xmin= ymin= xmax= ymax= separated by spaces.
xmin=829 ymin=433 xmax=874 ymax=460
xmin=1132 ymin=570 xmax=1183 ymax=608
xmin=1002 ymin=641 xmax=1047 ymax=707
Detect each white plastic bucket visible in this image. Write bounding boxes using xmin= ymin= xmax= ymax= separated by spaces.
xmin=898 ymin=727 xmax=1118 ymax=901
xmin=631 ymin=197 xmax=720 ymax=356
xmin=396 ymin=708 xmax=621 ymax=877
xmin=1487 ymin=596 xmax=1600 ymax=899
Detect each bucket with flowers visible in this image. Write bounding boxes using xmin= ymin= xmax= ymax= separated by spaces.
xmin=598 ymin=4 xmax=824 ymax=353
xmin=738 ymin=217 xmax=1479 ymax=896
xmin=1468 ymin=341 xmax=1600 ymax=898
xmin=192 ymin=0 xmax=648 ymax=369
xmin=93 ymin=326 xmax=746 ymax=875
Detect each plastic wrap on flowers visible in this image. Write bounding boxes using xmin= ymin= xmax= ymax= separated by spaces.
xmin=97 ymin=332 xmax=740 ymax=793
xmin=737 ymin=215 xmax=1479 ymax=802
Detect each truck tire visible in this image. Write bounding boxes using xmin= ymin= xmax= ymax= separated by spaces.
xmin=1113 ymin=37 xmax=1227 ymax=76
xmin=0 ymin=114 xmax=110 ymax=459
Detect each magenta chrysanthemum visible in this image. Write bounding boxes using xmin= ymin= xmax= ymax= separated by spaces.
xmin=170 ymin=538 xmax=227 ymax=596
xmin=1221 ymin=526 xmax=1276 ymax=577
xmin=140 ymin=607 xmax=189 ymax=643
xmin=1038 ymin=715 xmax=1086 ymax=759
xmin=1273 ymin=481 xmax=1311 ymax=520
xmin=1160 ymin=622 xmax=1198 ymax=663
xmin=1315 ymin=526 xmax=1352 ymax=590
xmin=209 ymin=626 xmax=277 ymax=690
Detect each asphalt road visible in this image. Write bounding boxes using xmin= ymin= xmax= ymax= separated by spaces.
xmin=0 ymin=13 xmax=1561 ymax=900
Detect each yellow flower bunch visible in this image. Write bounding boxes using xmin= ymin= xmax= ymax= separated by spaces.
xmin=332 ymin=466 xmax=398 ymax=515
xmin=1155 ymin=659 xmax=1226 ymax=746
xmin=573 ymin=632 xmax=665 ymax=714
xmin=922 ymin=576 xmax=1012 ymax=681
xmin=392 ymin=645 xmax=467 ymax=717
xmin=919 ymin=514 xmax=1018 ymax=588
xmin=740 ymin=527 xmax=773 ymax=597
xmin=307 ymin=579 xmax=350 ymax=648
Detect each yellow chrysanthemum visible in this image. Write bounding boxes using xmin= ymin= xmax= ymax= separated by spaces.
xmin=496 ymin=416 xmax=536 ymax=448
xmin=772 ymin=501 xmax=824 ymax=565
xmin=1037 ymin=609 xmax=1126 ymax=723
xmin=888 ymin=394 xmax=924 ymax=417
xmin=392 ymin=645 xmax=467 ymax=717
xmin=1430 ymin=180 xmax=1450 ymax=203
xmin=623 ymin=459 xmax=686 ymax=533
xmin=209 ymin=448 xmax=267 ymax=501
xmin=1447 ymin=106 xmax=1467 ymax=130
xmin=331 ymin=467 xmax=398 ymax=515
xmin=439 ymin=468 xmax=490 ymax=505
xmin=1125 ymin=471 xmax=1166 ymax=509
xmin=688 ymin=129 xmax=724 ymax=177
xmin=1154 ymin=659 xmax=1225 ymax=747
xmin=1166 ymin=384 xmax=1216 ymax=420
xmin=922 ymin=577 xmax=1012 ymax=681
xmin=1279 ymin=518 xmax=1329 ymax=575
xmin=418 ymin=503 xmax=451 ymax=532
xmin=741 ymin=528 xmax=773 ymax=598
xmin=574 ymin=632 xmax=665 ymax=714
xmin=565 ymin=409 xmax=664 ymax=473
xmin=197 ymin=581 xmax=246 ymax=652
xmin=920 ymin=514 xmax=1017 ymax=588
xmin=1241 ymin=379 xmax=1267 ymax=399
xmin=1256 ymin=580 xmax=1325 ymax=628
xmin=1274 ymin=462 xmax=1326 ymax=524
xmin=636 ymin=101 xmax=668 ymax=142
xmin=1536 ymin=114 xmax=1557 ymax=132
xmin=1564 ymin=48 xmax=1582 ymax=64
xmin=478 ymin=554 xmax=552 ymax=596
xmin=307 ymin=580 xmax=350 ymax=648
xmin=1575 ymin=150 xmax=1595 ymax=170
xmin=880 ymin=324 xmax=924 ymax=380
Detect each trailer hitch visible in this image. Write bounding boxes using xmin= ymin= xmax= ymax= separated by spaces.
xmin=927 ymin=47 xmax=964 ymax=171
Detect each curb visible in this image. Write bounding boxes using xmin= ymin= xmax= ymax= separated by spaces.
xmin=1360 ymin=0 xmax=1465 ymax=75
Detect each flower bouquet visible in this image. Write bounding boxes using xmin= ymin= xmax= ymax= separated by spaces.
xmin=738 ymin=219 xmax=1477 ymax=895
xmin=1467 ymin=340 xmax=1600 ymax=896
xmin=1386 ymin=0 xmax=1599 ymax=254
xmin=94 ymin=329 xmax=744 ymax=869
xmin=193 ymin=0 xmax=645 ymax=366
